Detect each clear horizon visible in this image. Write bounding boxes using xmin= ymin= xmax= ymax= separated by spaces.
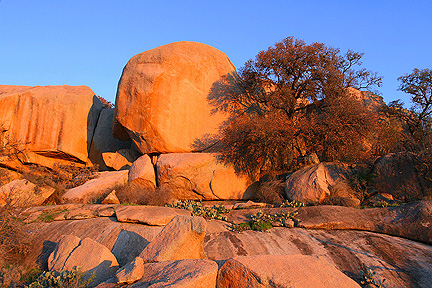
xmin=1 ymin=0 xmax=431 ymax=107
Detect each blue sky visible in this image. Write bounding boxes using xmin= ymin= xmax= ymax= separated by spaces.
xmin=1 ymin=0 xmax=431 ymax=106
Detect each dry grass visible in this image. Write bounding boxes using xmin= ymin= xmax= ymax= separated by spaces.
xmin=0 ymin=197 xmax=38 ymax=287
xmin=253 ymin=176 xmax=286 ymax=205
xmin=116 ymin=181 xmax=174 ymax=206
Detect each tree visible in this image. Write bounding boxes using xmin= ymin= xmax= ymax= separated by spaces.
xmin=208 ymin=37 xmax=382 ymax=178
xmin=397 ymin=68 xmax=432 ymax=147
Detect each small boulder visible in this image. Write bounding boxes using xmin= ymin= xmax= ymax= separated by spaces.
xmin=115 ymin=205 xmax=191 ymax=226
xmin=102 ymin=152 xmax=132 ymax=171
xmin=102 ymin=190 xmax=120 ymax=204
xmin=62 ymin=170 xmax=128 ymax=203
xmin=0 ymin=179 xmax=55 ymax=207
xmin=48 ymin=235 xmax=119 ymax=286
xmin=139 ymin=215 xmax=207 ymax=262
xmin=217 ymin=255 xmax=361 ymax=288
xmin=115 ymin=257 xmax=144 ymax=284
xmin=128 ymin=154 xmax=156 ymax=187
xmin=285 ymin=162 xmax=353 ymax=205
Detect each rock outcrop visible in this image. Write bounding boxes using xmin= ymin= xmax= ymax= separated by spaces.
xmin=217 ymin=255 xmax=361 ymax=287
xmin=113 ymin=41 xmax=235 ymax=154
xmin=14 ymin=201 xmax=432 ymax=287
xmin=0 ymin=85 xmax=102 ymax=168
xmin=157 ymin=153 xmax=253 ymax=200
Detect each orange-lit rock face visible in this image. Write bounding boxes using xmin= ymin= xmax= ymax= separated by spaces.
xmin=0 ymin=85 xmax=100 ymax=166
xmin=114 ymin=41 xmax=235 ymax=153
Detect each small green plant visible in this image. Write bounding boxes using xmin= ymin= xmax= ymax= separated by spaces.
xmin=359 ymin=269 xmax=386 ymax=288
xmin=166 ymin=200 xmax=230 ymax=221
xmin=37 ymin=209 xmax=68 ymax=223
xmin=229 ymin=210 xmax=298 ymax=232
xmin=26 ymin=267 xmax=95 ymax=288
xmin=349 ymin=170 xmax=377 ymax=202
xmin=280 ymin=200 xmax=305 ymax=207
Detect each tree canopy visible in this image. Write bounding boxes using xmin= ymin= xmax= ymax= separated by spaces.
xmin=208 ymin=37 xmax=383 ymax=178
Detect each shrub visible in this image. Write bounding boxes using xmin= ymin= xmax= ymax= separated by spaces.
xmin=166 ymin=200 xmax=230 ymax=221
xmin=229 ymin=210 xmax=298 ymax=232
xmin=116 ymin=181 xmax=173 ymax=206
xmin=26 ymin=267 xmax=95 ymax=288
xmin=253 ymin=177 xmax=286 ymax=205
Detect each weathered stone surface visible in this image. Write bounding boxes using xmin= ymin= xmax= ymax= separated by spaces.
xmin=139 ymin=215 xmax=207 ymax=262
xmin=233 ymin=200 xmax=267 ymax=210
xmin=204 ymin=227 xmax=432 ymax=288
xmin=131 ymin=259 xmax=218 ymax=287
xmin=373 ymin=152 xmax=431 ymax=202
xmin=89 ymin=108 xmax=132 ymax=170
xmin=0 ymin=85 xmax=102 ymax=167
xmin=129 ymin=154 xmax=156 ymax=187
xmin=13 ymin=204 xmax=432 ymax=288
xmin=111 ymin=230 xmax=151 ymax=267
xmin=103 ymin=152 xmax=132 ymax=171
xmin=115 ymin=205 xmax=191 ymax=226
xmin=113 ymin=41 xmax=235 ymax=154
xmin=102 ymin=190 xmax=121 ymax=204
xmin=62 ymin=170 xmax=128 ymax=203
xmin=157 ymin=153 xmax=253 ymax=200
xmin=0 ymin=167 xmax=22 ymax=186
xmin=115 ymin=257 xmax=144 ymax=284
xmin=217 ymin=255 xmax=361 ymax=287
xmin=48 ymin=235 xmax=81 ymax=271
xmin=0 ymin=179 xmax=55 ymax=207
xmin=285 ymin=162 xmax=354 ymax=205
xmin=294 ymin=201 xmax=432 ymax=244
xmin=48 ymin=235 xmax=119 ymax=285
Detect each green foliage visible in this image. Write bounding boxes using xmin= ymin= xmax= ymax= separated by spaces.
xmin=349 ymin=170 xmax=376 ymax=202
xmin=359 ymin=269 xmax=386 ymax=288
xmin=280 ymin=200 xmax=305 ymax=208
xmin=208 ymin=36 xmax=383 ymax=178
xmin=166 ymin=200 xmax=230 ymax=221
xmin=26 ymin=267 xmax=95 ymax=288
xmin=37 ymin=209 xmax=68 ymax=223
xmin=229 ymin=210 xmax=298 ymax=232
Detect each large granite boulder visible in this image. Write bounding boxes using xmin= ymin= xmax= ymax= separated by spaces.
xmin=0 ymin=85 xmax=102 ymax=168
xmin=157 ymin=153 xmax=254 ymax=200
xmin=113 ymin=41 xmax=235 ymax=154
